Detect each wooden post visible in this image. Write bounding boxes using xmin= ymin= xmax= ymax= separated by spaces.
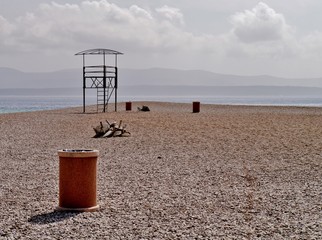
xmin=115 ymin=67 xmax=118 ymax=112
xmin=103 ymin=66 xmax=106 ymax=113
xmin=83 ymin=66 xmax=86 ymax=113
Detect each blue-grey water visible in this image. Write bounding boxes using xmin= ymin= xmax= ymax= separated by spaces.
xmin=0 ymin=95 xmax=87 ymax=113
xmin=1 ymin=94 xmax=322 ymax=114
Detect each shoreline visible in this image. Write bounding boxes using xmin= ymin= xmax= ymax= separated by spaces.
xmin=0 ymin=102 xmax=321 ymax=238
xmin=1 ymin=99 xmax=322 ymax=115
xmin=1 ymin=89 xmax=322 ymax=114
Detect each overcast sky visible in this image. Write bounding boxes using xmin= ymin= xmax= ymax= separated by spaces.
xmin=1 ymin=0 xmax=322 ymax=78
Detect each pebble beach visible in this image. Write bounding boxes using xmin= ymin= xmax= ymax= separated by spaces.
xmin=0 ymin=102 xmax=321 ymax=239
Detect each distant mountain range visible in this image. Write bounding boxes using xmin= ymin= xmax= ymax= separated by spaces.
xmin=1 ymin=67 xmax=322 ymax=97
xmin=0 ymin=67 xmax=82 ymax=89
xmin=121 ymin=68 xmax=322 ymax=88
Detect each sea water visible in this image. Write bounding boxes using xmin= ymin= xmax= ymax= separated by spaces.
xmin=0 ymin=95 xmax=84 ymax=113
xmin=1 ymin=94 xmax=322 ymax=114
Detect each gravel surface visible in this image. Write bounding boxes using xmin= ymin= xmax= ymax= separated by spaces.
xmin=0 ymin=102 xmax=321 ymax=239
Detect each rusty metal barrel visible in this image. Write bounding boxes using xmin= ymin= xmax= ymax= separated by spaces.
xmin=192 ymin=101 xmax=200 ymax=113
xmin=57 ymin=149 xmax=99 ymax=212
xmin=126 ymin=102 xmax=132 ymax=111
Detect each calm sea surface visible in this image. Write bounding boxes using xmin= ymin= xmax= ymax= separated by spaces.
xmin=1 ymin=94 xmax=322 ymax=114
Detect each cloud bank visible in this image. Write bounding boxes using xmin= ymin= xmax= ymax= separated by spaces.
xmin=0 ymin=1 xmax=320 ymax=54
xmin=0 ymin=1 xmax=193 ymax=53
xmin=0 ymin=1 xmax=322 ymax=76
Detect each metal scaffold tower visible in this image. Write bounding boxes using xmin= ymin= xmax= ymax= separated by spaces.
xmin=75 ymin=48 xmax=123 ymax=113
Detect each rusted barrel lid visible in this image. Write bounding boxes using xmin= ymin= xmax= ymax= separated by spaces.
xmin=58 ymin=149 xmax=99 ymax=158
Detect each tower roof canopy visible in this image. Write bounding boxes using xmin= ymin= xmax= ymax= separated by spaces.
xmin=75 ymin=48 xmax=123 ymax=55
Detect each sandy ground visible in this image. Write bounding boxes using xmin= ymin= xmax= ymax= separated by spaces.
xmin=0 ymin=102 xmax=321 ymax=239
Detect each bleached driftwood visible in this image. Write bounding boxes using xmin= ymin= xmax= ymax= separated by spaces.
xmin=93 ymin=120 xmax=130 ymax=138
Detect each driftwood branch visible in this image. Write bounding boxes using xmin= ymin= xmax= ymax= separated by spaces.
xmin=93 ymin=120 xmax=131 ymax=138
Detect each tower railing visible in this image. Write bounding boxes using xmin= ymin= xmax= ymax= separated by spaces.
xmin=75 ymin=48 xmax=123 ymax=113
xmin=83 ymin=65 xmax=118 ymax=112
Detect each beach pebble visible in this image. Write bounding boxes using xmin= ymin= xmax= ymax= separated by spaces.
xmin=0 ymin=103 xmax=321 ymax=239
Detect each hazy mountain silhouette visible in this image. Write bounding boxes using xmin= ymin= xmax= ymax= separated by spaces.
xmin=120 ymin=68 xmax=322 ymax=87
xmin=1 ymin=67 xmax=322 ymax=88
xmin=1 ymin=67 xmax=322 ymax=97
xmin=0 ymin=67 xmax=82 ymax=88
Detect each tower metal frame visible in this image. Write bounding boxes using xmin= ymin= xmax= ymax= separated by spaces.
xmin=75 ymin=48 xmax=123 ymax=113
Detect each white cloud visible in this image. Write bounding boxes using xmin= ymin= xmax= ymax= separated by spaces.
xmin=1 ymin=1 xmax=322 ymax=77
xmin=0 ymin=14 xmax=15 ymax=48
xmin=155 ymin=5 xmax=185 ymax=25
xmin=0 ymin=0 xmax=192 ymax=54
xmin=300 ymin=31 xmax=322 ymax=58
xmin=231 ymin=2 xmax=292 ymax=43
xmin=129 ymin=5 xmax=153 ymax=20
xmin=0 ymin=1 xmax=302 ymax=58
xmin=222 ymin=2 xmax=308 ymax=60
xmin=0 ymin=15 xmax=14 ymax=36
